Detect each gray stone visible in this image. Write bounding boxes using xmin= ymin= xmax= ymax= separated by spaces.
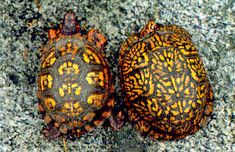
xmin=0 ymin=0 xmax=234 ymax=151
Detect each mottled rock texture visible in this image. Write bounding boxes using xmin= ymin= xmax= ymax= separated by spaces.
xmin=0 ymin=0 xmax=234 ymax=151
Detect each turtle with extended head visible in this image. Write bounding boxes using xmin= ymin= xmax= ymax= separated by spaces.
xmin=37 ymin=10 xmax=122 ymax=139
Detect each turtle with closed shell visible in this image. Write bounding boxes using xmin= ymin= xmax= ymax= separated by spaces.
xmin=119 ymin=20 xmax=214 ymax=140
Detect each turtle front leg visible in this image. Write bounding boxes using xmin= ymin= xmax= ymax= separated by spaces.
xmin=139 ymin=20 xmax=164 ymax=37
xmin=139 ymin=20 xmax=157 ymax=37
xmin=87 ymin=29 xmax=106 ymax=50
xmin=48 ymin=28 xmax=61 ymax=39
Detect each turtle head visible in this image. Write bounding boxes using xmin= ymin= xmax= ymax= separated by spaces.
xmin=61 ymin=10 xmax=77 ymax=35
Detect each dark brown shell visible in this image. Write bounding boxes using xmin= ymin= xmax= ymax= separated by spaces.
xmin=37 ymin=11 xmax=113 ymax=139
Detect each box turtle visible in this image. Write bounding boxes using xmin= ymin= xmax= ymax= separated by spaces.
xmin=37 ymin=10 xmax=116 ymax=139
xmin=119 ymin=20 xmax=214 ymax=140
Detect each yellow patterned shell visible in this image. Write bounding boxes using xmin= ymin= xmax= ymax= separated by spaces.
xmin=37 ymin=33 xmax=114 ymax=138
xmin=119 ymin=21 xmax=214 ymax=140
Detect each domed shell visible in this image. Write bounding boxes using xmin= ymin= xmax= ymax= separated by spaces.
xmin=119 ymin=20 xmax=214 ymax=140
xmin=37 ymin=11 xmax=114 ymax=139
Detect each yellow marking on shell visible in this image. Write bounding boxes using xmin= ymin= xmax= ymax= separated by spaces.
xmin=168 ymin=89 xmax=175 ymax=94
xmin=164 ymin=50 xmax=167 ymax=58
xmin=184 ymin=106 xmax=190 ymax=113
xmin=59 ymin=87 xmax=65 ymax=97
xmin=75 ymin=86 xmax=82 ymax=96
xmin=123 ymin=43 xmax=149 ymax=75
xmin=172 ymin=110 xmax=179 ymax=116
xmin=83 ymin=53 xmax=90 ymax=63
xmin=176 ymin=77 xmax=181 ymax=84
xmin=58 ymin=62 xmax=66 ymax=75
xmin=178 ymin=46 xmax=185 ymax=49
xmin=74 ymin=102 xmax=79 ymax=108
xmin=86 ymin=71 xmax=105 ymax=87
xmin=188 ymin=100 xmax=193 ymax=105
xmin=58 ymin=61 xmax=80 ymax=76
xmin=168 ymin=52 xmax=173 ymax=58
xmin=59 ymin=83 xmax=82 ymax=97
xmin=40 ymin=74 xmax=53 ymax=91
xmin=152 ymin=57 xmax=157 ymax=64
xmin=162 ymin=80 xmax=171 ymax=87
xmin=83 ymin=48 xmax=101 ymax=64
xmin=139 ymin=52 xmax=149 ymax=65
xmin=185 ymin=45 xmax=191 ymax=50
xmin=66 ymin=42 xmax=71 ymax=50
xmin=59 ymin=46 xmax=66 ymax=56
xmin=184 ymin=87 xmax=190 ymax=96
xmin=60 ymin=42 xmax=73 ymax=56
xmin=197 ymin=100 xmax=202 ymax=104
xmin=42 ymin=51 xmax=56 ymax=68
xmin=154 ymin=34 xmax=162 ymax=46
xmin=170 ymin=116 xmax=175 ymax=121
xmin=192 ymin=102 xmax=196 ymax=108
xmin=167 ymin=60 xmax=173 ymax=72
xmin=147 ymin=98 xmax=158 ymax=112
xmin=144 ymin=70 xmax=154 ymax=96
xmin=165 ymin=107 xmax=170 ymax=115
xmin=64 ymin=102 xmax=70 ymax=109
xmin=148 ymin=37 xmax=156 ymax=49
xmin=87 ymin=94 xmax=104 ymax=108
xmin=159 ymin=54 xmax=164 ymax=61
xmin=188 ymin=108 xmax=194 ymax=118
xmin=73 ymin=63 xmax=79 ymax=73
xmin=171 ymin=102 xmax=178 ymax=109
xmin=178 ymin=100 xmax=183 ymax=113
xmin=44 ymin=97 xmax=56 ymax=110
xmin=125 ymin=68 xmax=154 ymax=100
xmin=136 ymin=121 xmax=150 ymax=133
xmin=182 ymin=100 xmax=186 ymax=107
xmin=67 ymin=42 xmax=72 ymax=49
xmin=157 ymin=109 xmax=162 ymax=116
xmin=191 ymin=71 xmax=199 ymax=81
xmin=61 ymin=101 xmax=83 ymax=116
xmin=170 ymin=76 xmax=178 ymax=92
xmin=73 ymin=43 xmax=80 ymax=56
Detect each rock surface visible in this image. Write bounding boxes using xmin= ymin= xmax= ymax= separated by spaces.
xmin=0 ymin=0 xmax=234 ymax=151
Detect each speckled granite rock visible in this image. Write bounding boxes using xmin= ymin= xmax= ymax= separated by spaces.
xmin=0 ymin=0 xmax=234 ymax=151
